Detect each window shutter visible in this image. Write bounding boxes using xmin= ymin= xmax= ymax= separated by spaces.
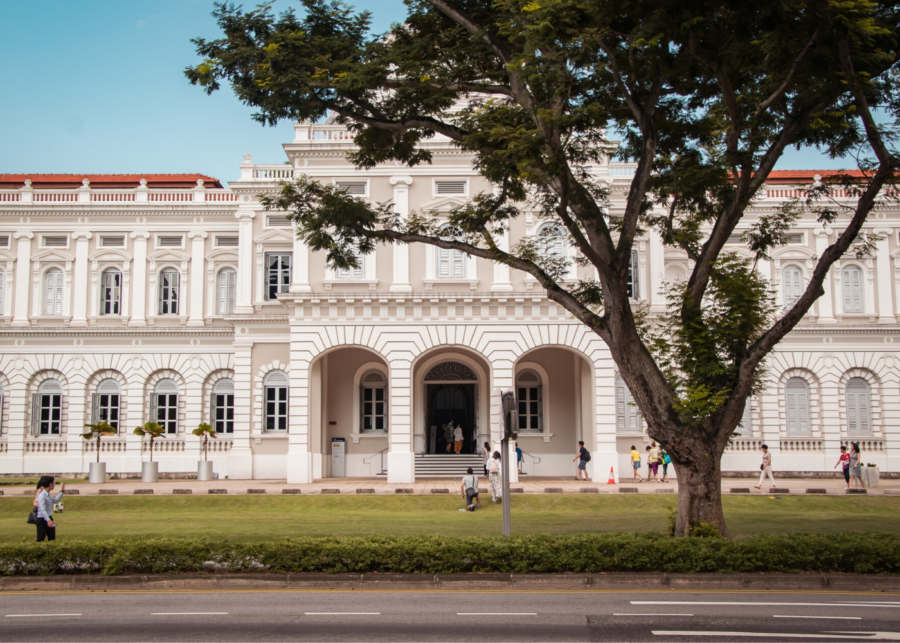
xmin=209 ymin=392 xmax=216 ymax=425
xmin=615 ymin=381 xmax=626 ymax=432
xmin=842 ymin=267 xmax=853 ymax=313
xmin=217 ymin=271 xmax=227 ymax=315
xmin=0 ymin=394 xmax=3 ymax=432
xmin=536 ymin=384 xmax=543 ymax=431
xmin=847 ymin=389 xmax=859 ymax=436
xmin=452 ymin=250 xmax=465 ymax=278
xmin=31 ymin=393 xmax=41 ymax=436
xmin=797 ymin=390 xmax=810 ymax=434
xmin=226 ymin=271 xmax=236 ymax=314
xmin=858 ymin=386 xmax=871 ymax=435
xmin=852 ymin=268 xmax=862 ymax=312
xmin=437 ymin=249 xmax=450 ymax=278
xmin=91 ymin=393 xmax=100 ymax=425
xmin=0 ymin=271 xmax=4 ymax=314
xmin=630 ymin=250 xmax=640 ymax=299
xmin=149 ymin=394 xmax=158 ymax=425
xmin=359 ymin=385 xmax=365 ymax=432
xmin=158 ymin=275 xmax=165 ymax=314
xmin=171 ymin=272 xmax=180 ymax=314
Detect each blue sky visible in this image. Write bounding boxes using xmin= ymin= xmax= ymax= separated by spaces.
xmin=0 ymin=0 xmax=851 ymax=185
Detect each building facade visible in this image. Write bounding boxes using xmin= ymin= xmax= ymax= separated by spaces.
xmin=0 ymin=121 xmax=897 ymax=482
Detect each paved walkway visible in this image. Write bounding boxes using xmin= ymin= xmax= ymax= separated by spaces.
xmin=1 ymin=475 xmax=897 ymax=497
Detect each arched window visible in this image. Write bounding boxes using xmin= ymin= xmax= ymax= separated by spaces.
xmin=44 ymin=269 xmax=64 ymax=316
xmin=158 ymin=269 xmax=180 ymax=315
xmin=92 ymin=378 xmax=120 ymax=431
xmin=845 ymin=377 xmax=872 ymax=436
xmin=735 ymin=400 xmax=751 ymax=436
xmin=216 ymin=269 xmax=236 ymax=315
xmin=842 ymin=265 xmax=864 ymax=313
xmin=536 ymin=224 xmax=566 ymax=260
xmin=263 ymin=371 xmax=289 ymax=432
xmin=615 ymin=374 xmax=642 ymax=433
xmin=100 ymin=270 xmax=122 ymax=315
xmin=360 ymin=371 xmax=387 ymax=432
xmin=436 ymin=225 xmax=466 ymax=279
xmin=785 ymin=377 xmax=811 ymax=435
xmin=516 ymin=370 xmax=543 ymax=431
xmin=337 ymin=248 xmax=366 ymax=279
xmin=152 ymin=378 xmax=179 ymax=434
xmin=211 ymin=378 xmax=234 ymax=434
xmin=626 ymin=250 xmax=640 ymax=299
xmin=782 ymin=266 xmax=803 ymax=308
xmin=31 ymin=379 xmax=63 ymax=436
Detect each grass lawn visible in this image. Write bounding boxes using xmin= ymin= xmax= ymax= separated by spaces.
xmin=1 ymin=494 xmax=897 ymax=543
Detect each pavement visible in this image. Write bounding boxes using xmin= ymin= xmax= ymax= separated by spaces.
xmin=2 ymin=587 xmax=900 ymax=641
xmin=0 ymin=475 xmax=896 ymax=497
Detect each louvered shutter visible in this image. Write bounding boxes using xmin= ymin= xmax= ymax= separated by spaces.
xmin=209 ymin=392 xmax=216 ymax=426
xmin=170 ymin=272 xmax=180 ymax=314
xmin=158 ymin=274 xmax=165 ymax=314
xmin=359 ymin=385 xmax=365 ymax=431
xmin=852 ymin=268 xmax=862 ymax=312
xmin=91 ymin=393 xmax=100 ymax=424
xmin=226 ymin=271 xmax=236 ymax=314
xmin=0 ymin=394 xmax=3 ymax=432
xmin=842 ymin=267 xmax=863 ymax=313
xmin=846 ymin=379 xmax=871 ymax=436
xmin=437 ymin=248 xmax=450 ymax=278
xmin=630 ymin=250 xmax=640 ymax=299
xmin=786 ymin=379 xmax=810 ymax=435
xmin=783 ymin=268 xmax=802 ymax=307
xmin=0 ymin=271 xmax=4 ymax=314
xmin=737 ymin=400 xmax=751 ymax=436
xmin=31 ymin=393 xmax=41 ymax=436
xmin=858 ymin=387 xmax=871 ymax=435
xmin=797 ymin=389 xmax=810 ymax=434
xmin=616 ymin=381 xmax=626 ymax=432
xmin=217 ymin=271 xmax=228 ymax=315
xmin=149 ymin=394 xmax=158 ymax=425
xmin=536 ymin=385 xmax=544 ymax=431
xmin=452 ymin=250 xmax=465 ymax=278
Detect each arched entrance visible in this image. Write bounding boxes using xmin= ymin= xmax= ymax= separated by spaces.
xmin=424 ymin=361 xmax=478 ymax=454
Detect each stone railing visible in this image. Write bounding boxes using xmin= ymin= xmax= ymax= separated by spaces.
xmin=207 ymin=440 xmax=233 ymax=453
xmin=83 ymin=439 xmax=128 ymax=454
xmin=724 ymin=438 xmax=764 ymax=452
xmin=253 ymin=168 xmax=294 ymax=180
xmin=24 ymin=440 xmax=68 ymax=454
xmin=142 ymin=439 xmax=185 ymax=453
xmin=0 ymin=180 xmax=237 ymax=205
xmin=842 ymin=438 xmax=885 ymax=452
xmin=780 ymin=439 xmax=824 ymax=452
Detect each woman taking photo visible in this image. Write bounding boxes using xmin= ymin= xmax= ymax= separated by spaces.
xmin=35 ymin=476 xmax=65 ymax=542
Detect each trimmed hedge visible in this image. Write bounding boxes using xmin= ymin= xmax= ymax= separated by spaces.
xmin=2 ymin=533 xmax=899 ymax=576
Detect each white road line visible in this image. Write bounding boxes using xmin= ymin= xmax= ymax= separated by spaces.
xmin=151 ymin=612 xmax=228 ymax=616
xmin=304 ymin=612 xmax=380 ymax=615
xmin=457 ymin=613 xmax=538 ymax=616
xmin=653 ymin=632 xmax=900 ymax=640
xmin=5 ymin=614 xmax=81 ymax=618
xmin=773 ymin=615 xmax=862 ymax=620
xmin=634 ymin=601 xmax=900 ymax=608
xmin=613 ymin=614 xmax=694 ymax=617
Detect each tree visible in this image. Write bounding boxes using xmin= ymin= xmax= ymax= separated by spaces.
xmin=193 ymin=423 xmax=218 ymax=461
xmin=82 ymin=421 xmax=117 ymax=464
xmin=134 ymin=422 xmax=166 ymax=463
xmin=187 ymin=0 xmax=899 ymax=536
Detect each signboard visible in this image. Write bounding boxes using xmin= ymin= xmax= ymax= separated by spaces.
xmin=332 ymin=437 xmax=345 ymax=478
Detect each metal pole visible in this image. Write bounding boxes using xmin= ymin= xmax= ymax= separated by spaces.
xmin=501 ymin=434 xmax=511 ymax=537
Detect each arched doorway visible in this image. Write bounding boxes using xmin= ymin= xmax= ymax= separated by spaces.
xmin=424 ymin=361 xmax=478 ymax=454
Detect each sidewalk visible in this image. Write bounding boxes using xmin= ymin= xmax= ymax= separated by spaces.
xmin=1 ymin=476 xmax=896 ymax=497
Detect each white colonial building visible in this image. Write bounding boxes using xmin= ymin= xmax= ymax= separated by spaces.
xmin=0 ymin=121 xmax=897 ymax=483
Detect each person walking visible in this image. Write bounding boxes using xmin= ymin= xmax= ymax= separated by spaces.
xmin=849 ymin=442 xmax=866 ymax=489
xmin=481 ymin=441 xmax=492 ymax=476
xmin=515 ymin=442 xmax=523 ymax=474
xmin=35 ymin=476 xmax=65 ymax=542
xmin=754 ymin=444 xmax=776 ymax=490
xmin=630 ymin=445 xmax=643 ymax=482
xmin=573 ymin=440 xmax=590 ymax=481
xmin=648 ymin=442 xmax=660 ymax=482
xmin=459 ymin=467 xmax=480 ymax=511
xmin=488 ymin=451 xmax=503 ymax=502
xmin=834 ymin=445 xmax=851 ymax=489
xmin=453 ymin=423 xmax=464 ymax=453
xmin=661 ymin=449 xmax=671 ymax=483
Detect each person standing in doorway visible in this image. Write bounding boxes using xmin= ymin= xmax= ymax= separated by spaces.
xmin=630 ymin=445 xmax=643 ymax=482
xmin=444 ymin=421 xmax=455 ymax=453
xmin=459 ymin=467 xmax=480 ymax=511
xmin=849 ymin=442 xmax=866 ymax=489
xmin=488 ymin=451 xmax=503 ymax=502
xmin=834 ymin=445 xmax=851 ymax=490
xmin=482 ymin=441 xmax=492 ymax=476
xmin=516 ymin=442 xmax=523 ymax=474
xmin=573 ymin=440 xmax=590 ymax=481
xmin=35 ymin=476 xmax=65 ymax=542
xmin=755 ymin=444 xmax=776 ymax=490
xmin=453 ymin=423 xmax=464 ymax=453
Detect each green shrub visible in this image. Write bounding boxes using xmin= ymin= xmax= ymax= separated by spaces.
xmin=1 ymin=533 xmax=898 ymax=576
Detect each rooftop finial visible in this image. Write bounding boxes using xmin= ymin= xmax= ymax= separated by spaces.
xmin=243 ymin=153 xmax=252 ymax=163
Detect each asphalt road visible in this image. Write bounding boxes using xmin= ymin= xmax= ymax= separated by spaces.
xmin=1 ymin=590 xmax=899 ymax=641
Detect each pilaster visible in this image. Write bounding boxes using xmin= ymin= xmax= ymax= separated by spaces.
xmin=228 ymin=340 xmax=254 ymax=479
xmin=10 ymin=232 xmax=32 ymax=327
xmin=70 ymin=232 xmax=92 ymax=326
xmin=874 ymin=228 xmax=895 ymax=323
xmin=814 ymin=228 xmax=836 ymax=324
xmin=128 ymin=231 xmax=149 ymax=326
xmin=235 ymin=210 xmax=256 ymax=313
xmin=386 ymin=354 xmax=414 ymax=483
xmin=187 ymin=231 xmax=207 ymax=326
xmin=389 ymin=176 xmax=413 ymax=292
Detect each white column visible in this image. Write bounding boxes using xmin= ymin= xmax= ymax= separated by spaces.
xmin=70 ymin=232 xmax=92 ymax=327
xmin=128 ymin=231 xmax=149 ymax=326
xmin=389 ymin=176 xmax=413 ymax=292
xmin=187 ymin=231 xmax=207 ymax=326
xmin=814 ymin=228 xmax=836 ymax=324
xmin=648 ymin=229 xmax=665 ymax=313
xmin=287 ymin=322 xmax=314 ymax=483
xmin=386 ymin=353 xmax=414 ymax=483
xmin=228 ymin=340 xmax=254 ymax=479
xmin=875 ymin=228 xmax=894 ymax=323
xmin=290 ymin=224 xmax=311 ymax=293
xmin=10 ymin=232 xmax=32 ymax=327
xmin=235 ymin=210 xmax=255 ymax=313
xmin=491 ymin=228 xmax=514 ymax=292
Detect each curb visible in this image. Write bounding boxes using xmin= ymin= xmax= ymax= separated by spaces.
xmin=1 ymin=573 xmax=899 ymax=593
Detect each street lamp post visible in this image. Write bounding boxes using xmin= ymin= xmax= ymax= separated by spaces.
xmin=500 ymin=390 xmax=517 ymax=537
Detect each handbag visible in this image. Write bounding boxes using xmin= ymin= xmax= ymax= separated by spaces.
xmin=760 ymin=464 xmax=765 ymax=471
xmin=27 ymin=507 xmax=37 ymax=525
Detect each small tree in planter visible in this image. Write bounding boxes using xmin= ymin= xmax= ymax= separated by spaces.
xmin=82 ymin=421 xmax=117 ymax=463
xmin=133 ymin=422 xmax=166 ymax=462
xmin=192 ymin=423 xmax=218 ymax=461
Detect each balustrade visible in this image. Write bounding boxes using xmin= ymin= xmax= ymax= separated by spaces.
xmin=83 ymin=439 xmax=128 ymax=453
xmin=24 ymin=440 xmax=67 ymax=454
xmin=253 ymin=168 xmax=293 ymax=179
xmin=842 ymin=438 xmax=885 ymax=452
xmin=779 ymin=439 xmax=823 ymax=452
xmin=725 ymin=438 xmax=764 ymax=452
xmin=142 ymin=439 xmax=185 ymax=453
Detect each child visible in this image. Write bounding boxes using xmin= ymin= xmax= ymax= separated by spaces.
xmin=833 ymin=445 xmax=850 ymax=489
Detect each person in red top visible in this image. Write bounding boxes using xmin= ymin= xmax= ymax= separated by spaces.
xmin=834 ymin=445 xmax=851 ymax=489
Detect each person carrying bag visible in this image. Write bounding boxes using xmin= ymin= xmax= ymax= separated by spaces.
xmin=34 ymin=476 xmax=65 ymax=542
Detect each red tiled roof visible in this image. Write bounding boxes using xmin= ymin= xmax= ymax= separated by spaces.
xmin=0 ymin=174 xmax=223 ymax=190
xmin=766 ymin=169 xmax=866 ymax=184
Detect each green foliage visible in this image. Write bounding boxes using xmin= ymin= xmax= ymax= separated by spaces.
xmin=82 ymin=421 xmax=117 ymax=463
xmin=4 ymin=533 xmax=899 ymax=576
xmin=133 ymin=422 xmax=166 ymax=463
xmin=192 ymin=423 xmax=218 ymax=462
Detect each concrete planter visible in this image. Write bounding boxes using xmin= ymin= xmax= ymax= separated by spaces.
xmin=197 ymin=461 xmax=214 ymax=481
xmin=863 ymin=466 xmax=880 ymax=488
xmin=142 ymin=461 xmax=159 ymax=483
xmin=88 ymin=462 xmax=106 ymax=484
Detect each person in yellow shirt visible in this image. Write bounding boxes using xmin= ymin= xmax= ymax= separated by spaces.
xmin=630 ymin=445 xmax=643 ymax=482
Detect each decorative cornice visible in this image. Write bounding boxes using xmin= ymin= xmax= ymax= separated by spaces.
xmin=0 ymin=327 xmax=234 ymax=338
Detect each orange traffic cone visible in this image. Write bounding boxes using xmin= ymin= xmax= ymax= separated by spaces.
xmin=607 ymin=466 xmax=616 ymax=484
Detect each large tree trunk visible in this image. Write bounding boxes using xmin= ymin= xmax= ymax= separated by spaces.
xmin=672 ymin=453 xmax=729 ymax=539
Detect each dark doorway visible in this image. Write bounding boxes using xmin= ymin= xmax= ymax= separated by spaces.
xmin=426 ymin=383 xmax=476 ymax=454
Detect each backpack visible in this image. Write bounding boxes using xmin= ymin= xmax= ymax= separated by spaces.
xmin=488 ymin=459 xmax=500 ymax=474
xmin=583 ymin=449 xmax=591 ymax=462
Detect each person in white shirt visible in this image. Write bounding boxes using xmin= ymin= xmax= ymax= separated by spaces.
xmin=459 ymin=467 xmax=480 ymax=511
xmin=35 ymin=475 xmax=65 ymax=542
xmin=453 ymin=423 xmax=464 ymax=453
xmin=754 ymin=444 xmax=776 ymax=490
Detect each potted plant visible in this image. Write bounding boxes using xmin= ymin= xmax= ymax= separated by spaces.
xmin=82 ymin=421 xmax=117 ymax=484
xmin=192 ymin=423 xmax=217 ymax=481
xmin=133 ymin=422 xmax=166 ymax=482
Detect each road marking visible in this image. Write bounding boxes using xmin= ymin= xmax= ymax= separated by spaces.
xmin=654 ymin=632 xmax=900 ymax=640
xmin=457 ymin=612 xmax=538 ymax=616
xmin=614 ymin=613 xmax=694 ymax=617
xmin=151 ymin=612 xmax=228 ymax=616
xmin=5 ymin=614 xmax=81 ymax=618
xmin=304 ymin=612 xmax=380 ymax=615
xmin=773 ymin=615 xmax=862 ymax=620
xmin=634 ymin=601 xmax=900 ymax=608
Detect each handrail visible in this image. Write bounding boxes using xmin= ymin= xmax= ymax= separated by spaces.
xmin=518 ymin=449 xmax=540 ymax=476
xmin=363 ymin=446 xmax=389 ymax=475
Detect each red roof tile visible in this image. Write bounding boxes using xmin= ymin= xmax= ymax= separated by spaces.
xmin=766 ymin=169 xmax=867 ymax=184
xmin=0 ymin=174 xmax=223 ymax=190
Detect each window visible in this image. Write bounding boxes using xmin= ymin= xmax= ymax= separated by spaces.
xmin=436 ymin=226 xmax=466 ymax=279
xmin=264 ymin=371 xmax=289 ymax=431
xmin=615 ymin=374 xmax=642 ymax=433
xmin=337 ymin=249 xmax=365 ymax=279
xmin=157 ymin=235 xmax=184 ymax=248
xmin=845 ymin=377 xmax=872 ymax=436
xmin=626 ymin=250 xmax=640 ymax=299
xmin=0 ymin=235 xmax=9 ymax=247
xmin=266 ymin=253 xmax=292 ymax=300
xmin=100 ymin=270 xmax=121 ymax=315
xmin=842 ymin=265 xmax=864 ymax=313
xmin=782 ymin=266 xmax=803 ymax=308
xmin=266 ymin=216 xmax=292 ymax=227
xmin=43 ymin=269 xmax=64 ymax=316
xmin=536 ymin=224 xmax=566 ymax=261
xmin=216 ymin=236 xmax=239 ymax=247
xmin=151 ymin=379 xmax=179 ymax=434
xmin=217 ymin=269 xmax=236 ymax=315
xmin=785 ymin=377 xmax=811 ymax=435
xmin=42 ymin=235 xmax=68 ymax=248
xmin=211 ymin=378 xmax=234 ymax=434
xmin=435 ymin=180 xmax=467 ymax=195
xmin=516 ymin=370 xmax=543 ymax=431
xmin=91 ymin=379 xmax=120 ymax=432
xmin=31 ymin=379 xmax=63 ymax=436
xmin=158 ymin=269 xmax=180 ymax=315
xmin=735 ymin=400 xmax=751 ymax=436
xmin=359 ymin=371 xmax=387 ymax=432
xmin=336 ymin=181 xmax=367 ymax=196
xmin=100 ymin=236 xmax=125 ymax=248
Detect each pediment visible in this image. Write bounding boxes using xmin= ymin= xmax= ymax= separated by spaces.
xmin=148 ymin=249 xmax=189 ymax=262
xmin=89 ymin=249 xmax=131 ymax=262
xmin=0 ymin=249 xmax=16 ymax=263
xmin=253 ymin=229 xmax=294 ymax=244
xmin=421 ymin=196 xmax=469 ymax=213
xmin=771 ymin=245 xmax=816 ymax=260
xmin=206 ymin=248 xmax=239 ymax=262
xmin=32 ymin=249 xmax=73 ymax=263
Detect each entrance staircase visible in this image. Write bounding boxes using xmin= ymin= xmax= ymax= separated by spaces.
xmin=415 ymin=454 xmax=483 ymax=477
